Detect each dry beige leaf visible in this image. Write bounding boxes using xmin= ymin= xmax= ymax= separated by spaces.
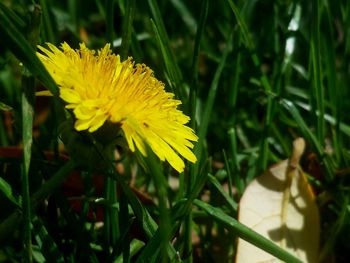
xmin=236 ymin=138 xmax=320 ymax=263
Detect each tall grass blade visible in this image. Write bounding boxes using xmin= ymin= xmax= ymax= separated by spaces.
xmin=105 ymin=0 xmax=115 ymax=44
xmin=193 ymin=31 xmax=232 ymax=174
xmin=280 ymin=98 xmax=333 ymax=181
xmin=310 ymin=0 xmax=325 ymax=145
xmin=148 ymin=0 xmax=185 ymax=100
xmin=0 ymin=4 xmax=59 ymax=97
xmin=207 ymin=174 xmax=237 ymax=213
xmin=21 ymin=5 xmax=42 ymax=262
xmin=145 ymin=146 xmax=171 ymax=260
xmin=227 ymin=0 xmax=274 ymax=171
xmin=194 ymin=199 xmax=303 ymax=263
xmin=38 ymin=0 xmax=56 ymax=43
xmin=120 ymin=0 xmax=135 ymax=60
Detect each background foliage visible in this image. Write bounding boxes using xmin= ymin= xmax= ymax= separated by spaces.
xmin=0 ymin=0 xmax=350 ymax=262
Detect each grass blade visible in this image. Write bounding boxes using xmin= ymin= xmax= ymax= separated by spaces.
xmin=21 ymin=5 xmax=42 ymax=262
xmin=38 ymin=0 xmax=56 ymax=43
xmin=105 ymin=0 xmax=115 ymax=44
xmin=207 ymin=173 xmax=237 ymax=213
xmin=193 ymin=31 xmax=232 ymax=174
xmin=280 ymin=98 xmax=333 ymax=181
xmin=145 ymin=146 xmax=172 ymax=260
xmin=0 ymin=177 xmax=20 ymax=206
xmin=0 ymin=160 xmax=76 ymax=245
xmin=189 ymin=0 xmax=208 ymax=127
xmin=32 ymin=216 xmax=64 ymax=263
xmin=148 ymin=0 xmax=185 ymax=100
xmin=120 ymin=0 xmax=135 ymax=60
xmin=0 ymin=4 xmax=59 ymax=97
xmin=194 ymin=199 xmax=303 ymax=263
xmin=114 ymin=239 xmax=145 ymax=263
xmin=227 ymin=0 xmax=274 ymax=171
xmin=21 ymin=74 xmax=34 ymax=263
xmin=310 ymin=0 xmax=325 ymax=144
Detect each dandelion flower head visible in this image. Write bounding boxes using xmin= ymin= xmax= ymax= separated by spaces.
xmin=37 ymin=42 xmax=197 ymax=172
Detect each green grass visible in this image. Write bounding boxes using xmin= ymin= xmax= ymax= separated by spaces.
xmin=0 ymin=0 xmax=350 ymax=262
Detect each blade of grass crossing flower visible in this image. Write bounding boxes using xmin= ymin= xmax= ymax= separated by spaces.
xmin=148 ymin=0 xmax=185 ymax=101
xmin=310 ymin=0 xmax=325 ymax=145
xmin=120 ymin=0 xmax=135 ymax=60
xmin=0 ymin=4 xmax=59 ymax=97
xmin=193 ymin=199 xmax=303 ymax=263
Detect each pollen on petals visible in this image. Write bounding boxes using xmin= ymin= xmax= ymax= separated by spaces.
xmin=37 ymin=42 xmax=198 ymax=172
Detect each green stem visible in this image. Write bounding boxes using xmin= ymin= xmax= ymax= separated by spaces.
xmin=104 ymin=146 xmax=119 ymax=252
xmin=145 ymin=148 xmax=171 ymax=262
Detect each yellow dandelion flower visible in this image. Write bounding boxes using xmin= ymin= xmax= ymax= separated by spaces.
xmin=37 ymin=42 xmax=198 ymax=172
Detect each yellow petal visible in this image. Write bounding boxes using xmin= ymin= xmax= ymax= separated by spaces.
xmin=60 ymin=88 xmax=82 ymax=104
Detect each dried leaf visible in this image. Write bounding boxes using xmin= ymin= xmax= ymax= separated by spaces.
xmin=236 ymin=138 xmax=319 ymax=263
